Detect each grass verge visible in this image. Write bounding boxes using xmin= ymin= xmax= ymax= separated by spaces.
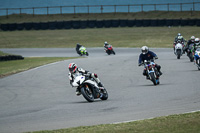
xmin=1 ymin=26 xmax=200 ymax=48
xmin=0 ymin=57 xmax=78 ymax=78
xmin=26 ymin=111 xmax=200 ymax=133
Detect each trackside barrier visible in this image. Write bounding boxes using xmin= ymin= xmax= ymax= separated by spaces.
xmin=0 ymin=55 xmax=24 ymax=61
xmin=0 ymin=19 xmax=200 ymax=31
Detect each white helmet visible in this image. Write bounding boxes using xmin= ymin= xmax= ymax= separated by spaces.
xmin=141 ymin=46 xmax=149 ymax=54
xmin=195 ymin=38 xmax=200 ymax=45
xmin=104 ymin=41 xmax=108 ymax=44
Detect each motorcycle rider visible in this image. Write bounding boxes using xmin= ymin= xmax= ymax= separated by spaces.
xmin=104 ymin=41 xmax=110 ymax=50
xmin=185 ymin=36 xmax=195 ymax=54
xmin=68 ymin=63 xmax=105 ymax=96
xmin=192 ymin=38 xmax=200 ymax=53
xmin=173 ymin=35 xmax=185 ymax=52
xmin=194 ymin=38 xmax=200 ymax=64
xmin=76 ymin=43 xmax=83 ymax=55
xmin=138 ymin=46 xmax=162 ymax=79
xmin=174 ymin=33 xmax=184 ymax=42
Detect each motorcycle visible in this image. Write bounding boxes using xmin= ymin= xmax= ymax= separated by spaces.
xmin=72 ymin=73 xmax=108 ymax=102
xmin=76 ymin=44 xmax=89 ymax=56
xmin=194 ymin=47 xmax=200 ymax=70
xmin=174 ymin=43 xmax=184 ymax=59
xmin=78 ymin=46 xmax=89 ymax=56
xmin=141 ymin=60 xmax=160 ymax=85
xmin=187 ymin=43 xmax=194 ymax=62
xmin=105 ymin=45 xmax=115 ymax=55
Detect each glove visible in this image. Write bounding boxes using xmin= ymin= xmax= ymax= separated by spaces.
xmin=138 ymin=63 xmax=142 ymax=66
xmin=155 ymin=56 xmax=158 ymax=59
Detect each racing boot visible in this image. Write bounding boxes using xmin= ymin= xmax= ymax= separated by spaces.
xmin=76 ymin=88 xmax=81 ymax=96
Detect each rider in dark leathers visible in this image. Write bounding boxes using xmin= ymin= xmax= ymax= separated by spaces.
xmin=138 ymin=46 xmax=162 ymax=79
xmin=185 ymin=36 xmax=195 ymax=54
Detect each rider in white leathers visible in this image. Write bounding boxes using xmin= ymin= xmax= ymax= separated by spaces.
xmin=68 ymin=63 xmax=105 ymax=96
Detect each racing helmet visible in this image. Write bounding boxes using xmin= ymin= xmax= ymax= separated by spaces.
xmin=104 ymin=41 xmax=108 ymax=44
xmin=195 ymin=38 xmax=200 ymax=45
xmin=191 ymin=36 xmax=195 ymax=42
xmin=141 ymin=46 xmax=149 ymax=55
xmin=68 ymin=63 xmax=77 ymax=73
xmin=177 ymin=33 xmax=181 ymax=36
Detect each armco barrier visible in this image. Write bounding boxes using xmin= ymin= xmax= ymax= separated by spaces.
xmin=1 ymin=19 xmax=200 ymax=31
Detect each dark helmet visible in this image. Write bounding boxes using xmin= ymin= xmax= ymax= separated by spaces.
xmin=68 ymin=63 xmax=77 ymax=73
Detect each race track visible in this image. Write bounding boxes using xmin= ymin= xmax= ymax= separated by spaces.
xmin=0 ymin=48 xmax=200 ymax=133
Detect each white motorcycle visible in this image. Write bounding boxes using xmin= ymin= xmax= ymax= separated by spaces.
xmin=174 ymin=43 xmax=183 ymax=59
xmin=72 ymin=73 xmax=108 ymax=102
xmin=194 ymin=47 xmax=200 ymax=70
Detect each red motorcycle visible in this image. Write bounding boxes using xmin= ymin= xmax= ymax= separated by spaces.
xmin=105 ymin=45 xmax=115 ymax=55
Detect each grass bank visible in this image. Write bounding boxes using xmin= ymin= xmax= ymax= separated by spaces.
xmin=1 ymin=11 xmax=200 ymax=24
xmin=27 ymin=111 xmax=200 ymax=133
xmin=0 ymin=26 xmax=200 ymax=48
xmin=0 ymin=57 xmax=78 ymax=78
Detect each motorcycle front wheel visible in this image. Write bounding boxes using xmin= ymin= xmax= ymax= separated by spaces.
xmin=81 ymin=86 xmax=94 ymax=102
xmin=149 ymin=72 xmax=157 ymax=85
xmin=100 ymin=89 xmax=108 ymax=100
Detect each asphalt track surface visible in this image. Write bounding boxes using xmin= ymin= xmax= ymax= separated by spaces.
xmin=0 ymin=48 xmax=200 ymax=133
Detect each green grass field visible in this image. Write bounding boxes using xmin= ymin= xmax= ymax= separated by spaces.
xmin=0 ymin=26 xmax=200 ymax=48
xmin=0 ymin=57 xmax=78 ymax=78
xmin=26 ymin=111 xmax=200 ymax=133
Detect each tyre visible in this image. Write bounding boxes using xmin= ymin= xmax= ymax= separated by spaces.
xmin=112 ymin=50 xmax=116 ymax=55
xmin=81 ymin=86 xmax=94 ymax=102
xmin=177 ymin=50 xmax=181 ymax=59
xmin=100 ymin=89 xmax=108 ymax=100
xmin=149 ymin=72 xmax=157 ymax=85
xmin=86 ymin=52 xmax=89 ymax=56
xmin=189 ymin=53 xmax=194 ymax=62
